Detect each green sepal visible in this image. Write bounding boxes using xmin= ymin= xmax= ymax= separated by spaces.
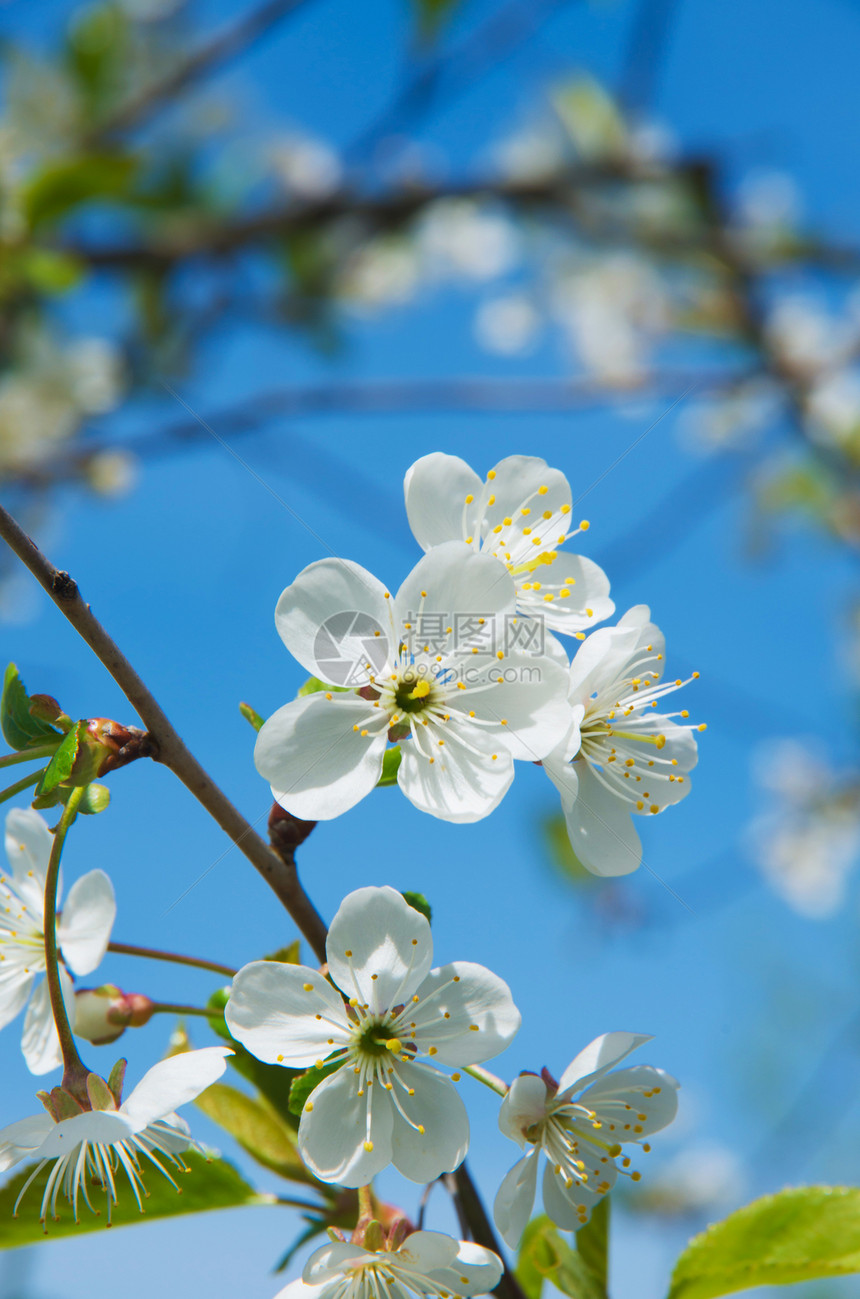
xmin=49 ymin=1088 xmax=85 ymax=1121
xmin=288 ymin=1056 xmax=343 ymax=1117
xmin=86 ymin=1073 xmax=117 ymax=1112
xmin=297 ymin=677 xmax=349 ymax=697
xmin=78 ymin=782 xmax=111 ymax=814
xmin=377 ymin=746 xmax=401 ymax=786
xmin=667 ymin=1185 xmax=860 ymax=1299
xmin=1 ymin=664 xmax=63 ymax=752
xmin=401 ymin=891 xmax=431 ymax=924
xmin=239 ymin=701 xmax=265 ymax=733
xmin=107 ymin=1058 xmax=127 ymax=1105
xmin=363 ymin=1220 xmax=385 ymax=1251
xmin=35 ymin=721 xmax=86 ymax=797
xmin=35 ymin=1091 xmax=55 ymax=1119
xmin=266 ymin=940 xmax=301 ymax=964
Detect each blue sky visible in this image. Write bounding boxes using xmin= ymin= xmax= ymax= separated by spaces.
xmin=2 ymin=1 xmax=860 ymax=1297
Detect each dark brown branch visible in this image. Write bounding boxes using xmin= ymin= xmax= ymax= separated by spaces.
xmin=453 ymin=1164 xmax=527 ymax=1299
xmin=0 ymin=502 xmax=328 ymax=964
xmin=90 ymin=0 xmax=315 ymax=142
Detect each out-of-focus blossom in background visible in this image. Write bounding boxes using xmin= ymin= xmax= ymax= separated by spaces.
xmin=746 ymin=738 xmax=860 ymax=918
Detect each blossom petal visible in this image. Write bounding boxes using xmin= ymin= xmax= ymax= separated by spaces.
xmin=498 ymin=1072 xmax=550 ymax=1145
xmin=298 ymin=1063 xmax=394 ymax=1186
xmin=493 ymin=1147 xmax=540 ymax=1248
xmin=327 ymin=886 xmax=433 ymax=1011
xmin=558 ymin=1032 xmax=652 ymax=1096
xmin=120 ymin=1047 xmax=231 ymax=1128
xmin=567 ymin=622 xmax=643 ymax=703
xmin=0 ymin=962 xmax=34 ymax=1032
xmin=389 ymin=1060 xmax=469 ymax=1182
xmin=394 ymin=1230 xmax=459 ymax=1274
xmin=5 ymin=807 xmax=53 ymax=914
xmin=398 ymin=722 xmax=514 ymax=824
xmin=582 ymin=1064 xmax=679 ymax=1136
xmin=58 ymin=869 xmax=115 ymax=976
xmin=256 ymin=693 xmax=386 ymax=821
xmin=449 ymin=652 xmax=572 ymax=761
xmin=543 ymin=746 xmax=580 ymax=812
xmin=226 ymin=962 xmax=349 ymax=1066
xmin=35 ymin=1109 xmax=135 ymax=1158
xmin=394 ymin=542 xmax=516 ymax=636
xmin=21 ymin=970 xmax=73 ymax=1075
xmin=274 ymin=558 xmax=394 ymax=686
xmin=410 ymin=961 xmax=520 ymax=1065
xmin=303 ymin=1242 xmax=375 ymax=1285
xmin=404 ymin=453 xmax=483 ymax=550
xmin=433 ymin=1241 xmax=504 ymax=1296
xmin=273 ymin=1281 xmax=327 ymax=1299
xmin=562 ymin=763 xmax=643 ymax=876
xmin=0 ymin=1113 xmax=55 ymax=1173
xmin=516 ymin=554 xmax=614 ymax=635
xmin=541 ymin=1158 xmax=608 ymax=1231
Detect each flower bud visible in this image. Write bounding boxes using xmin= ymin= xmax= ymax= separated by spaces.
xmin=268 ymin=802 xmax=317 ymax=855
xmin=73 ymin=986 xmax=154 ymax=1045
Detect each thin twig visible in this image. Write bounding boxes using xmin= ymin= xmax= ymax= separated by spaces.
xmin=108 ymin=940 xmax=237 ymax=979
xmin=90 ymin=0 xmax=315 ymax=142
xmin=0 ymin=502 xmax=328 ymax=963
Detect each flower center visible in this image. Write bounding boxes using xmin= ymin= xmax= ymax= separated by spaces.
xmin=353 ymin=1018 xmax=403 ymax=1059
xmin=393 ymin=668 xmax=439 ymax=715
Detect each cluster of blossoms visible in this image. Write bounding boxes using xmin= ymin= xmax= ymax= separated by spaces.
xmin=256 ymin=451 xmax=704 ymax=875
xmin=0 ymin=448 xmax=692 ymax=1299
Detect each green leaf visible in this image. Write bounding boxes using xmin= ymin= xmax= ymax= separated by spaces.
xmin=0 ymin=1150 xmax=267 ymax=1246
xmin=266 ymin=940 xmax=302 ymax=964
xmin=401 ymin=891 xmax=431 ymax=925
xmin=17 ymin=247 xmax=84 ymax=294
xmin=516 ymin=1216 xmax=604 ymax=1299
xmin=1 ymin=664 xmax=62 ymax=752
xmin=297 ymin=676 xmax=349 ymax=697
xmin=35 ymin=721 xmax=85 ymax=797
xmin=377 ymin=745 xmax=401 ymax=786
xmin=288 ymin=1058 xmax=342 ymax=1118
xmin=239 ymin=701 xmax=265 ymax=732
xmin=23 ymin=154 xmax=139 ymax=229
xmin=577 ymin=1195 xmax=609 ymax=1293
xmin=667 ymin=1186 xmax=860 ymax=1299
xmin=194 ymin=1082 xmax=316 ymax=1184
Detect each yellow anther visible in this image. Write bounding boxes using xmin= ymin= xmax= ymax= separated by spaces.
xmin=386 ymin=1038 xmax=402 ymax=1053
xmin=698 ymin=723 xmax=707 ymax=732
xmin=503 ymin=516 xmax=513 ymax=526
xmin=452 ymin=1073 xmax=461 ymax=1081
xmin=538 ymin=485 xmax=548 ymax=495
xmin=345 ymin=949 xmax=353 ymax=957
xmin=575 ymin=632 xmax=585 ymax=640
xmin=418 ymin=1125 xmax=426 ymax=1135
xmin=586 ymin=607 xmax=594 ymax=617
xmin=302 ymin=982 xmax=314 ymax=991
xmin=305 ymin=1101 xmax=314 ymax=1112
xmin=428 ymin=1046 xmax=437 ymax=1055
xmin=325 ymin=692 xmax=332 ymax=700
xmin=496 ymin=650 xmax=504 ymax=660
xmin=561 ymin=504 xmax=571 ymax=514
xmin=559 ymin=587 xmax=570 ymax=597
xmin=488 ymin=495 xmax=495 ymax=505
xmin=457 ymin=682 xmax=466 ymax=690
xmin=465 ymin=494 xmax=474 ymax=504
xmin=421 ymin=590 xmax=428 ymax=598
xmin=409 ymin=679 xmax=431 ymax=700
xmin=469 ymin=709 xmax=475 ymax=717
xmin=692 ymin=670 xmax=700 ymax=679
xmin=631 ymin=1171 xmax=642 ymax=1182
xmin=465 ymin=536 xmax=473 ymax=544
xmin=522 ymin=527 xmax=532 ymax=535
xmin=580 ymin=519 xmax=590 ymax=530
xmin=363 ymin=1141 xmax=374 ymax=1152
xmin=277 ymin=1054 xmax=284 ymax=1062
xmin=680 ymin=710 xmax=689 ymax=719
xmin=360 ymin=729 xmax=368 ymax=737
xmin=544 ymin=593 xmax=554 ymax=602
xmin=636 ymin=800 xmax=644 ymax=810
xmin=656 ymin=735 xmax=666 ymax=750
xmin=487 ymin=469 xmax=496 ymax=480
xmin=493 ymin=525 xmax=503 ymax=533
xmin=650 ymin=804 xmax=659 ymax=814
xmin=543 ymin=510 xmax=552 ymax=519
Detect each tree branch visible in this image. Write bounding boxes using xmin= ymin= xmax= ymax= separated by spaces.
xmin=0 ymin=502 xmax=328 ymax=964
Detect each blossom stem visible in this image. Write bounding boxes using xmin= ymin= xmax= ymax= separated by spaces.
xmin=149 ymin=1002 xmax=223 ymax=1019
xmin=43 ymin=786 xmax=90 ymax=1103
xmin=462 ymin=1064 xmax=508 ymax=1096
xmin=0 ymin=502 xmax=328 ymax=963
xmin=0 ymin=745 xmax=57 ymax=769
xmin=0 ymin=769 xmax=43 ymax=806
xmin=108 ymin=941 xmax=237 ymax=978
xmin=357 ymin=1184 xmax=374 ymax=1220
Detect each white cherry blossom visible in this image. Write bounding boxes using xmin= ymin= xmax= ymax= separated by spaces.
xmin=543 ymin=606 xmax=703 ymax=875
xmin=0 ymin=1046 xmax=230 ymax=1223
xmin=273 ymin=1231 xmax=503 ymax=1299
xmin=254 ymin=541 xmax=571 ymax=823
xmin=494 ymin=1032 xmax=679 ymax=1246
xmin=404 ymin=453 xmax=613 ymax=637
xmin=226 ymin=886 xmax=521 ymax=1187
xmin=0 ymin=807 xmax=116 ymax=1074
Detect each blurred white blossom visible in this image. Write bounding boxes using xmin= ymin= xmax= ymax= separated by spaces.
xmin=416 ymin=200 xmax=518 ymax=282
xmin=270 ymin=133 xmax=342 ymax=199
xmin=551 ymin=254 xmax=669 ymax=383
xmin=474 ymin=294 xmax=540 ymax=355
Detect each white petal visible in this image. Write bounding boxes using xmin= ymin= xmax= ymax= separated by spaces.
xmin=541 ymin=1158 xmax=606 ymax=1231
xmin=327 ymin=886 xmax=433 ymax=1013
xmin=5 ymin=808 xmax=52 ymax=885
xmin=582 ymin=1065 xmax=679 ymax=1136
xmin=434 ymin=1241 xmax=504 ymax=1296
xmin=273 ymin=1281 xmax=328 ymax=1299
xmin=121 ymin=1047 xmax=231 ymax=1128
xmin=516 ymin=554 xmax=614 ymax=635
xmin=450 ymin=651 xmax=571 ymax=761
xmin=21 ymin=970 xmax=73 ymax=1075
xmin=35 ymin=1109 xmax=135 ymax=1158
xmin=484 ymin=456 xmax=571 ymax=525
xmin=58 ymin=869 xmax=116 ymax=976
xmin=274 ymin=558 xmax=393 ymax=686
xmin=410 ymin=961 xmax=520 ymax=1065
xmin=256 ymin=693 xmax=386 ymax=821
xmin=0 ymin=1113 xmax=55 ymax=1172
xmin=498 ymin=1073 xmax=550 ymax=1145
xmin=493 ymin=1147 xmax=540 ymax=1249
xmin=304 ymin=1241 xmax=374 ymax=1284
xmin=226 ymin=961 xmax=349 ymax=1065
xmin=558 ymin=1032 xmax=652 ymax=1096
xmin=398 ymin=723 xmax=514 ymax=824
xmin=394 ymin=542 xmax=516 ymax=637
xmin=563 ymin=763 xmax=643 ymax=876
xmin=388 ymin=1060 xmax=469 ymax=1182
xmin=404 ymin=453 xmax=483 ymax=551
xmin=298 ymin=1063 xmax=393 ymax=1186
xmin=543 ymin=746 xmax=580 ymax=812
xmin=0 ymin=964 xmax=34 ymax=1032
xmin=394 ymin=1230 xmax=459 ymax=1275
xmin=567 ymin=623 xmax=642 ymax=703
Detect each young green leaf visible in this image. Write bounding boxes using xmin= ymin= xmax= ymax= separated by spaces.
xmin=516 ymin=1216 xmax=604 ymax=1299
xmin=35 ymin=721 xmax=86 ymax=797
xmin=667 ymin=1186 xmax=860 ymax=1299
xmin=1 ymin=664 xmax=62 ymax=752
xmin=288 ymin=1057 xmax=343 ymax=1117
xmin=194 ymin=1082 xmax=317 ymax=1183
